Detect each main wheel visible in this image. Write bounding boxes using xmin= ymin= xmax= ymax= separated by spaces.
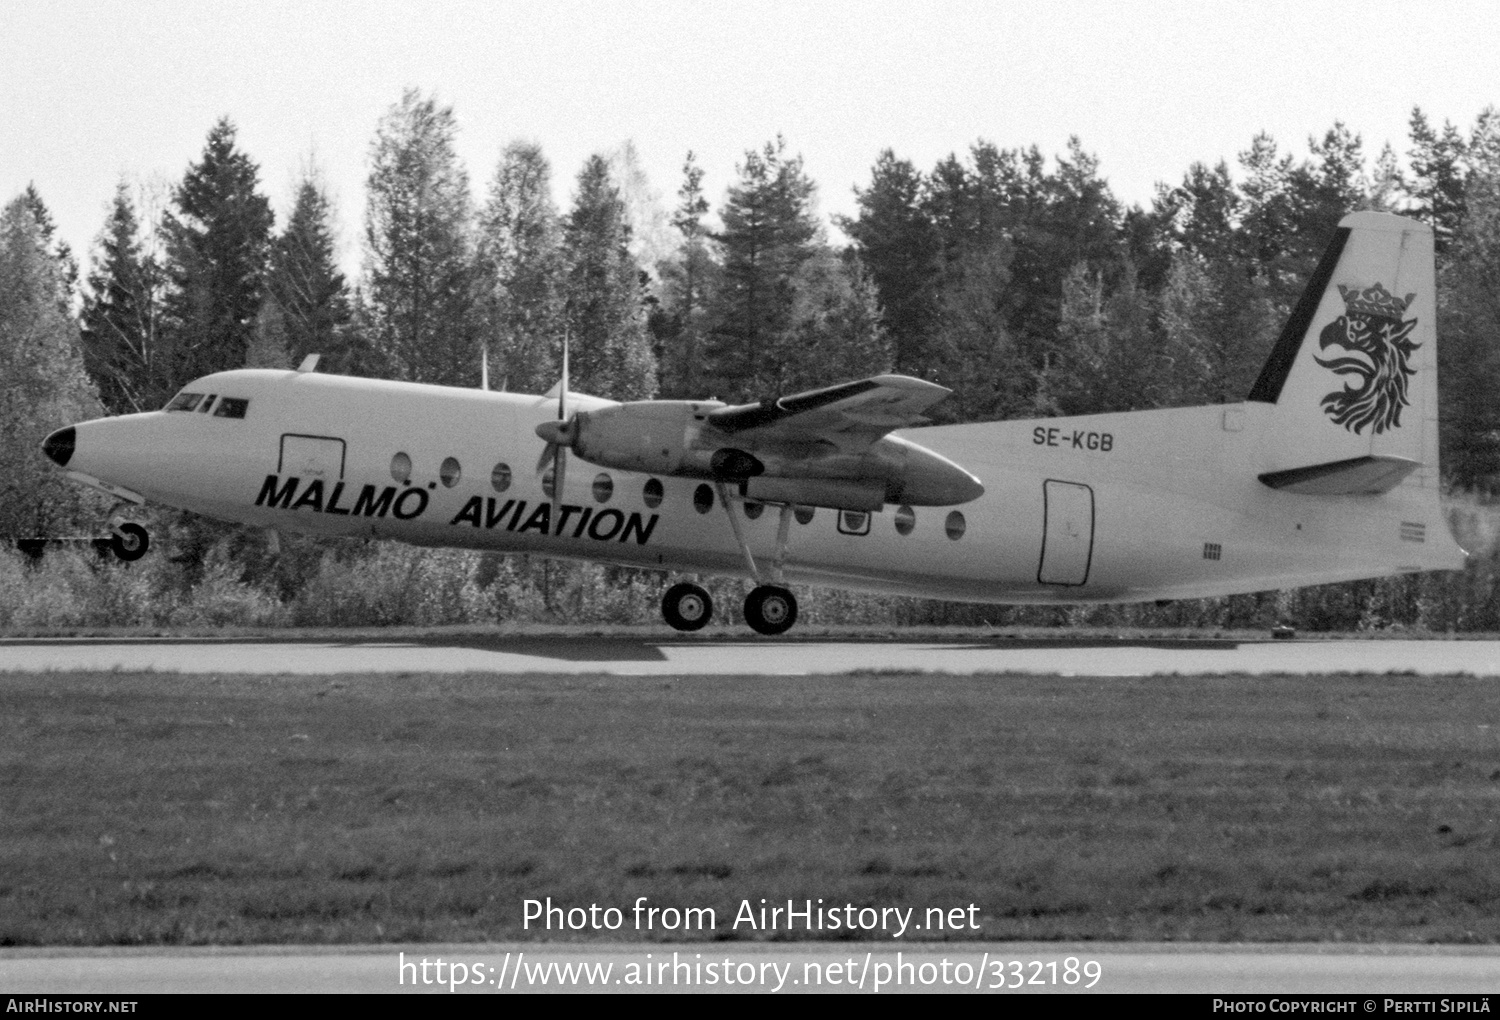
xmin=110 ymin=523 xmax=150 ymax=562
xmin=662 ymin=582 xmax=714 ymax=631
xmin=744 ymin=585 xmax=797 ymax=636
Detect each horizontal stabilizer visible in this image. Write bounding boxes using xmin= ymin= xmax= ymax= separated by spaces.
xmin=1258 ymin=455 xmax=1420 ymax=495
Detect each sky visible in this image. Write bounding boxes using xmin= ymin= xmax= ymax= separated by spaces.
xmin=4 ymin=0 xmax=1499 ymax=275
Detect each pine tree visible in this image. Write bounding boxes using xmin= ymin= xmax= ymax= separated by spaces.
xmin=1407 ymin=107 xmax=1469 ymax=253
xmin=160 ymin=118 xmax=275 ymax=387
xmin=0 ymin=196 xmax=102 ymax=536
xmin=562 ymin=155 xmax=655 ymax=399
xmin=20 ymin=183 xmax=79 ymax=309
xmin=843 ymin=150 xmax=940 ymax=377
xmin=364 ymin=89 xmax=479 ymax=386
xmin=1436 ymin=108 xmax=1500 ymax=490
xmin=1238 ymin=132 xmax=1299 ymax=272
xmin=80 ymin=183 xmax=167 ymax=413
xmin=1047 ymin=262 xmax=1158 ymax=415
xmin=654 ymin=151 xmax=719 ymax=397
xmin=264 ymin=178 xmax=354 ymax=371
xmin=783 ymin=249 xmax=891 ymax=393
xmin=477 ymin=140 xmax=566 ymax=395
xmin=705 ymin=137 xmax=819 ymax=400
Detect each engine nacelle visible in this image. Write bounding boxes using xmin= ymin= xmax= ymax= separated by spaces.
xmin=571 ymin=401 xmax=720 ymax=476
xmin=564 ymin=400 xmax=984 ymax=510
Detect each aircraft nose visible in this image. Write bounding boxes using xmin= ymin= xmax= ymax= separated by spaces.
xmin=42 ymin=426 xmax=75 ymax=467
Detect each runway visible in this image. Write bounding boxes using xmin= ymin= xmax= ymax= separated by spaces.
xmin=2 ymin=635 xmax=1500 ymax=676
xmin=5 ymin=942 xmax=1500 ymax=994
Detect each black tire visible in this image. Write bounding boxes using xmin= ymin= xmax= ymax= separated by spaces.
xmin=744 ymin=585 xmax=797 ymax=636
xmin=110 ymin=523 xmax=150 ymax=562
xmin=662 ymin=582 xmax=713 ymax=632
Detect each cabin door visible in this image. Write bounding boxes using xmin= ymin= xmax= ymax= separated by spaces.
xmin=1038 ymin=480 xmax=1094 ymax=586
xmin=279 ymin=434 xmax=346 ymax=481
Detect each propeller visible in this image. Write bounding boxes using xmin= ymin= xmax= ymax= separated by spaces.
xmin=534 ymin=334 xmax=573 ymax=527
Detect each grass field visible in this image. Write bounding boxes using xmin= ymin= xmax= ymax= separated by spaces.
xmin=2 ymin=669 xmax=1498 ymax=946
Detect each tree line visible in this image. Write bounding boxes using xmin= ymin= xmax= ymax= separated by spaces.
xmin=3 ymin=92 xmax=1500 ymax=629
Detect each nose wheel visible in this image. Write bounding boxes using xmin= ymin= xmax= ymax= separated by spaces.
xmin=744 ymin=585 xmax=797 ymax=636
xmin=109 ymin=522 xmax=150 ymax=562
xmin=662 ymin=582 xmax=714 ymax=631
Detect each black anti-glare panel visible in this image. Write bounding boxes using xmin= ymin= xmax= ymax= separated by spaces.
xmin=1246 ymin=227 xmax=1351 ymax=403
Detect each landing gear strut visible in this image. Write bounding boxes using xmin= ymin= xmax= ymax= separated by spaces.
xmin=662 ymin=582 xmax=713 ymax=632
xmin=109 ymin=522 xmax=150 ymax=562
xmin=744 ymin=584 xmax=797 ymax=636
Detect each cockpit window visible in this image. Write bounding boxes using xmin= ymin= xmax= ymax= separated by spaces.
xmin=165 ymin=392 xmax=204 ymax=412
xmin=212 ymin=397 xmax=249 ymax=419
xmin=198 ymin=394 xmax=217 ymax=413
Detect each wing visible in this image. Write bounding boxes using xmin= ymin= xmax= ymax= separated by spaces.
xmin=705 ymin=375 xmax=950 ymax=450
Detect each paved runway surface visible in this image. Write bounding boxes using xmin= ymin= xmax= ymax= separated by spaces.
xmin=5 ymin=942 xmax=1499 ymax=994
xmin=3 ymin=635 xmax=1500 ymax=676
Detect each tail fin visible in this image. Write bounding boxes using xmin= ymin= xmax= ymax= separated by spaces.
xmin=1249 ymin=212 xmax=1438 ymax=489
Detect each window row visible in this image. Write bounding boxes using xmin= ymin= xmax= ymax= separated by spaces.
xmin=385 ymin=453 xmax=967 ymax=539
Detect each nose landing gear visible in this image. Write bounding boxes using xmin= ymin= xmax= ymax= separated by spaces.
xmin=108 ymin=522 xmax=150 ymax=562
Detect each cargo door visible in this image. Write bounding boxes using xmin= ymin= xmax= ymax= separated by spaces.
xmin=1038 ymin=480 xmax=1094 ymax=586
xmin=279 ymin=434 xmax=346 ymax=481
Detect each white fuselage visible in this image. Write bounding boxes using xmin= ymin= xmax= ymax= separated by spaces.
xmin=60 ymin=368 xmax=1465 ymax=604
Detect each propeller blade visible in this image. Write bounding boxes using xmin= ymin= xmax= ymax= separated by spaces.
xmin=551 ymin=447 xmax=567 ymax=527
xmin=558 ymin=331 xmax=570 ymax=420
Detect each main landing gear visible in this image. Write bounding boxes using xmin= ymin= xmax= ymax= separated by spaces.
xmin=658 ymin=482 xmax=802 ymax=636
xmin=662 ymin=582 xmax=713 ymax=632
xmin=659 ymin=581 xmax=800 ymax=636
xmin=743 ymin=583 xmax=797 ymax=636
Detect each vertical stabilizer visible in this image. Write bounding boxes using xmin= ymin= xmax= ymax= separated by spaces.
xmin=1250 ymin=212 xmax=1438 ymax=486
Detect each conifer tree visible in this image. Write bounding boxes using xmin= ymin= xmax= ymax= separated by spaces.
xmin=364 ymin=89 xmax=478 ymax=386
xmin=160 ymin=118 xmax=274 ymax=387
xmin=655 ymin=151 xmax=719 ymax=397
xmin=843 ymin=150 xmax=940 ymax=377
xmin=264 ymin=178 xmax=355 ymax=372
xmin=477 ymin=140 xmax=566 ymax=395
xmin=705 ymin=137 xmax=819 ymax=399
xmin=1435 ymin=108 xmax=1500 ymax=490
xmin=0 ymin=196 xmax=102 ymax=535
xmin=563 ymin=155 xmax=655 ymax=399
xmin=80 ymin=183 xmax=167 ymax=413
xmin=20 ymin=184 xmax=79 ymax=309
xmin=1407 ymin=107 xmax=1469 ymax=253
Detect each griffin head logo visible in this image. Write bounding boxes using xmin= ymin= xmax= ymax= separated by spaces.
xmin=1314 ymin=282 xmax=1419 ymax=434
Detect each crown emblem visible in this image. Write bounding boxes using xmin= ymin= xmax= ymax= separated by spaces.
xmin=1337 ymin=282 xmax=1415 ymax=321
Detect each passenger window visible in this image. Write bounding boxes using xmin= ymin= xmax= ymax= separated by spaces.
xmin=592 ymin=473 xmax=613 ymax=503
xmin=440 ymin=457 xmax=462 ymax=487
xmin=391 ymin=452 xmax=412 ymax=484
xmin=894 ymin=505 xmax=916 ymax=535
xmin=165 ymin=392 xmax=203 ymax=412
xmin=643 ymin=478 xmax=664 ymax=509
xmin=693 ymin=484 xmax=714 ymax=514
xmin=491 ymin=463 xmax=512 ymax=493
xmin=743 ymin=501 xmax=764 ymax=520
xmin=945 ymin=511 xmax=966 ymax=541
xmin=212 ymin=398 xmax=249 ymax=419
xmin=794 ymin=506 xmax=814 ymax=525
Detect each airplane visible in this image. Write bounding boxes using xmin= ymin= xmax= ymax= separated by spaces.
xmin=39 ymin=211 xmax=1466 ymax=635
